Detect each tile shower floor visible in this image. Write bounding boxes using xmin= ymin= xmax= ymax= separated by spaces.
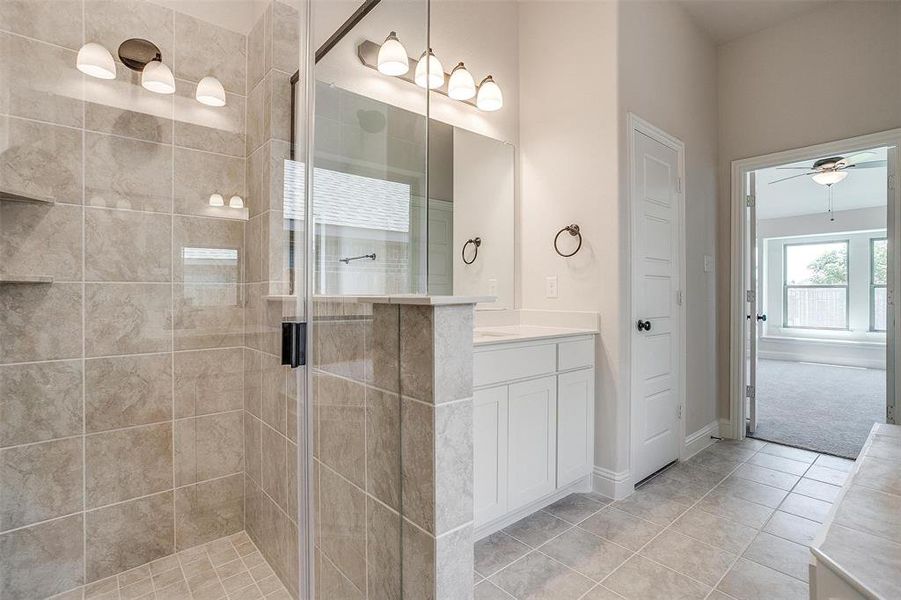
xmin=53 ymin=533 xmax=291 ymax=600
xmin=474 ymin=438 xmax=854 ymax=600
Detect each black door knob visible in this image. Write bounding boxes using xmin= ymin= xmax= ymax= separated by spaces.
xmin=637 ymin=319 xmax=652 ymax=332
xmin=756 ymin=314 xmax=767 ymax=322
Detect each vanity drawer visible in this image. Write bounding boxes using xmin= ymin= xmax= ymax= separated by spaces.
xmin=558 ymin=337 xmax=594 ymax=371
xmin=474 ymin=343 xmax=557 ymax=387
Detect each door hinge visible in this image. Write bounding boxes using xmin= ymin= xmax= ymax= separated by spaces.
xmin=746 ymin=289 xmax=756 ymax=303
xmin=675 ymin=177 xmax=682 ymax=193
xmin=745 ymin=195 xmax=755 ymax=208
xmin=281 ymin=321 xmax=307 ymax=368
xmin=889 ymin=174 xmax=896 ymax=191
xmin=676 ymin=290 xmax=684 ymax=306
xmin=677 ymin=405 xmax=683 ymax=420
xmin=746 ymin=385 xmax=756 ymax=399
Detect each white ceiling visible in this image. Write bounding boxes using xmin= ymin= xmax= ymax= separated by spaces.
xmin=678 ymin=0 xmax=832 ymax=44
xmin=756 ymin=147 xmax=887 ymax=220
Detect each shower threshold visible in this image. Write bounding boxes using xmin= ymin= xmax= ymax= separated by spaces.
xmin=50 ymin=532 xmax=290 ymax=600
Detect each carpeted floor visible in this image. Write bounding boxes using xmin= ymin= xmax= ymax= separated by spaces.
xmin=750 ymin=359 xmax=886 ymax=459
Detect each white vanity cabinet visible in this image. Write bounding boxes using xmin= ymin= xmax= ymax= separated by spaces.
xmin=473 ymin=333 xmax=596 ymax=534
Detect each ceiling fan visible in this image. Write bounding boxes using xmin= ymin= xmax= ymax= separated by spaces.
xmin=769 ymin=151 xmax=887 ymax=186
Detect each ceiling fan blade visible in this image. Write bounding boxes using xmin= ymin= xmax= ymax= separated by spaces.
xmin=846 ymin=160 xmax=887 ymax=169
xmin=769 ymin=172 xmax=816 ymax=184
xmin=837 ymin=151 xmax=877 ymax=168
xmin=776 ymin=166 xmax=814 ymax=170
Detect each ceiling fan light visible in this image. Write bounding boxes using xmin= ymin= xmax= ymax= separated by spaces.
xmin=377 ymin=32 xmax=409 ymax=76
xmin=448 ymin=62 xmax=476 ymax=100
xmin=141 ymin=59 xmax=175 ymax=94
xmin=812 ymin=171 xmax=848 ymax=186
xmin=414 ymin=49 xmax=444 ymax=89
xmin=476 ymin=75 xmax=503 ymax=111
xmin=77 ymin=42 xmax=116 ymax=79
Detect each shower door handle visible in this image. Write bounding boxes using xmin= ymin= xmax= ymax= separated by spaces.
xmin=281 ymin=321 xmax=307 ymax=368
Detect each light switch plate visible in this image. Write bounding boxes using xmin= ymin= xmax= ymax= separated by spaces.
xmin=546 ymin=276 xmax=558 ymax=298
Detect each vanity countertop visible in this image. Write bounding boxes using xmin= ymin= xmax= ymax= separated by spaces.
xmin=810 ymin=422 xmax=901 ymax=600
xmin=473 ymin=325 xmax=598 ymax=346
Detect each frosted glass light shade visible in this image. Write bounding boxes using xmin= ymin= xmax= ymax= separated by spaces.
xmin=228 ymin=195 xmax=244 ymax=208
xmin=448 ymin=63 xmax=476 ymax=100
xmin=141 ymin=60 xmax=175 ymax=94
xmin=195 ymin=76 xmax=226 ymax=107
xmin=812 ymin=171 xmax=848 ymax=186
xmin=377 ymin=32 xmax=409 ymax=76
xmin=77 ymin=43 xmax=116 ymax=79
xmin=209 ymin=193 xmax=224 ymax=207
xmin=476 ymin=75 xmax=503 ymax=111
xmin=414 ymin=49 xmax=444 ymax=89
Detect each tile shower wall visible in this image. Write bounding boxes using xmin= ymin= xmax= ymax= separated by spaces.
xmin=241 ymin=2 xmax=301 ymax=598
xmin=0 ymin=1 xmax=251 ymax=597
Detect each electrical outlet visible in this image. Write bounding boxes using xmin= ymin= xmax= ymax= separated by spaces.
xmin=704 ymin=255 xmax=714 ymax=273
xmin=546 ymin=276 xmax=558 ymax=299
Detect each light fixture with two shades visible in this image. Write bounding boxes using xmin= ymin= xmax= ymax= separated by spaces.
xmin=76 ymin=38 xmax=226 ymax=107
xmin=374 ymin=32 xmax=503 ymax=112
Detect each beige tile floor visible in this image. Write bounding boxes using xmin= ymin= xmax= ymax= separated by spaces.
xmin=474 ymin=438 xmax=854 ymax=600
xmin=48 ymin=532 xmax=292 ymax=600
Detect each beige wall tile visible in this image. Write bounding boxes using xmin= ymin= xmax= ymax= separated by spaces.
xmin=85 ymin=283 xmax=172 ymax=356
xmin=245 ymin=413 xmax=262 ymax=485
xmin=401 ymin=518 xmax=434 ymax=599
xmin=0 ymin=282 xmax=82 ymax=363
xmin=173 ymin=148 xmax=244 ymax=217
xmin=85 ymin=353 xmax=172 ymax=432
xmin=269 ymin=140 xmax=291 ymax=213
xmin=366 ymin=387 xmax=401 ymax=510
xmin=0 ymin=514 xmax=84 ymax=598
xmin=174 ymin=474 xmax=243 ymax=550
xmin=174 ymin=348 xmax=243 ymax=418
xmin=315 ymin=319 xmax=367 ymax=382
xmin=261 ymin=352 xmax=287 ymax=432
xmin=173 ymin=12 xmax=246 ymax=94
xmin=246 ymin=6 xmax=270 ymax=93
xmin=261 ymin=425 xmax=287 ymax=510
xmin=85 ymin=64 xmax=174 ymax=144
xmin=435 ymin=525 xmax=474 ymax=600
xmin=245 ymin=75 xmax=270 ymax=156
xmin=174 ymin=411 xmax=243 ymax=486
xmin=271 ymin=2 xmax=299 ymax=74
xmin=319 ymin=551 xmax=363 ymax=600
xmin=173 ymin=216 xmax=244 ymax=284
xmin=269 ymin=72 xmax=292 ymax=144
xmin=367 ymin=498 xmax=401 ymax=600
xmin=85 ymin=133 xmax=174 ymax=214
xmin=0 ymin=0 xmax=83 ymax=48
xmin=435 ymin=400 xmax=473 ymax=534
xmin=370 ymin=305 xmax=400 ymax=393
xmin=174 ymin=283 xmax=244 ymax=350
xmin=85 ymin=491 xmax=174 ymax=582
xmin=244 ymin=347 xmax=263 ymax=417
xmin=401 ymin=397 xmax=434 ymax=533
xmin=174 ymin=80 xmax=245 ymax=157
xmin=245 ymin=214 xmax=263 ymax=283
xmin=0 ymin=33 xmax=83 ymax=127
xmin=317 ymin=372 xmax=365 ymax=488
xmin=399 ymin=306 xmax=433 ymax=402
xmin=1 ymin=202 xmax=83 ymax=281
xmin=433 ymin=305 xmax=474 ymax=403
xmin=85 ymin=207 xmax=172 ymax=281
xmin=287 ymin=439 xmax=297 ymax=518
xmin=0 ymin=360 xmax=83 ymax=447
xmin=0 ymin=116 xmax=83 ymax=204
xmin=85 ymin=0 xmax=174 ymax=65
xmin=319 ymin=466 xmax=366 ymax=591
xmin=0 ymin=437 xmax=83 ymax=530
xmin=85 ymin=423 xmax=173 ymax=507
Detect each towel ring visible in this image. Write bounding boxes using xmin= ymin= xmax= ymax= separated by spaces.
xmin=462 ymin=237 xmax=481 ymax=265
xmin=554 ymin=224 xmax=582 ymax=257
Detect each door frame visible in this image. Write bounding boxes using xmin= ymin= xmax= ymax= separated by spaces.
xmin=728 ymin=128 xmax=901 ymax=440
xmin=627 ymin=113 xmax=688 ymax=484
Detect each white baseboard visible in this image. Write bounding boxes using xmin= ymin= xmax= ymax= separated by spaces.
xmin=591 ymin=466 xmax=632 ymax=500
xmin=473 ymin=476 xmax=592 ymax=540
xmin=682 ymin=420 xmax=720 ymax=460
xmin=719 ymin=417 xmax=736 ymax=439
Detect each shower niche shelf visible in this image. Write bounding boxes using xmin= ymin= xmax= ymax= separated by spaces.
xmin=0 ymin=275 xmax=54 ymax=284
xmin=0 ymin=190 xmax=56 ymax=205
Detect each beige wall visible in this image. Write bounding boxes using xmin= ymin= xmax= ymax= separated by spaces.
xmin=716 ymin=1 xmax=901 ymax=421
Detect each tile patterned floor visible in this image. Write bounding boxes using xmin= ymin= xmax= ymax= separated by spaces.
xmin=474 ymin=438 xmax=854 ymax=600
xmin=48 ymin=532 xmax=292 ymax=600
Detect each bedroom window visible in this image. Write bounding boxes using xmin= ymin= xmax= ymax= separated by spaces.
xmin=871 ymin=237 xmax=888 ymax=332
xmin=783 ymin=241 xmax=849 ymax=329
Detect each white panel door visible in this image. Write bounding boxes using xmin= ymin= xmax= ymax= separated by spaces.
xmin=556 ymin=369 xmax=594 ymax=487
xmin=507 ymin=376 xmax=557 ymax=510
xmin=473 ymin=386 xmax=508 ymax=526
xmin=632 ymin=129 xmax=682 ymax=484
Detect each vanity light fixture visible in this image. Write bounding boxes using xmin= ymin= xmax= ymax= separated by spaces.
xmin=476 ymin=75 xmax=503 ymax=112
xmin=377 ymin=31 xmax=409 ymax=76
xmin=141 ymin=59 xmax=175 ymax=94
xmin=448 ymin=62 xmax=476 ymax=100
xmin=228 ymin=195 xmax=244 ymax=209
xmin=414 ymin=48 xmax=444 ymax=89
xmin=77 ymin=42 xmax=116 ymax=79
xmin=209 ymin=193 xmax=225 ymax=207
xmin=195 ymin=76 xmax=226 ymax=107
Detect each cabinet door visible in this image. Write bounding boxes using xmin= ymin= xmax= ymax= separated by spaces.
xmin=507 ymin=376 xmax=557 ymax=511
xmin=474 ymin=386 xmax=508 ymax=526
xmin=557 ymin=369 xmax=594 ymax=487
